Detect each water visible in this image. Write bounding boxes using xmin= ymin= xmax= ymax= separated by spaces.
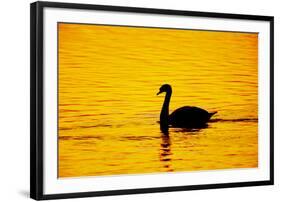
xmin=58 ymin=23 xmax=258 ymax=178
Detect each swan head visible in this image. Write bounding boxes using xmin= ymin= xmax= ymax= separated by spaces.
xmin=157 ymin=84 xmax=172 ymax=95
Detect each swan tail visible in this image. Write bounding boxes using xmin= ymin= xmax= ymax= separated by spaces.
xmin=209 ymin=111 xmax=217 ymax=117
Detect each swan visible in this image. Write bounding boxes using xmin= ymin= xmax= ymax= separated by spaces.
xmin=157 ymin=84 xmax=217 ymax=131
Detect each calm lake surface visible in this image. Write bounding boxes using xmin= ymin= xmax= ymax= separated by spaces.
xmin=58 ymin=23 xmax=258 ymax=178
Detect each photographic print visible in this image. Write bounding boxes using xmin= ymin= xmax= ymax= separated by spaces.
xmin=58 ymin=23 xmax=258 ymax=178
xmin=30 ymin=1 xmax=273 ymax=200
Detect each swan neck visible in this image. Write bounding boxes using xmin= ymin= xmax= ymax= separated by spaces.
xmin=160 ymin=90 xmax=171 ymax=125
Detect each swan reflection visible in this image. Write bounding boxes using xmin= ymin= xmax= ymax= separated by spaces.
xmin=159 ymin=134 xmax=173 ymax=172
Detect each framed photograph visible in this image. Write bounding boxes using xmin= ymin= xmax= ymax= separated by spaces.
xmin=30 ymin=1 xmax=274 ymax=200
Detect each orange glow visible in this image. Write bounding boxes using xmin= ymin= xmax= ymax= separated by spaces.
xmin=58 ymin=23 xmax=258 ymax=178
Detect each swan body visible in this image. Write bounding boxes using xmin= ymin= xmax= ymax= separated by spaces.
xmin=169 ymin=106 xmax=216 ymax=127
xmin=157 ymin=84 xmax=216 ymax=130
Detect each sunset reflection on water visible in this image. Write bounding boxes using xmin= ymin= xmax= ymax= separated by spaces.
xmin=58 ymin=23 xmax=258 ymax=178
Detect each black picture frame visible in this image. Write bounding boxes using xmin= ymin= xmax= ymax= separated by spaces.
xmin=30 ymin=1 xmax=274 ymax=200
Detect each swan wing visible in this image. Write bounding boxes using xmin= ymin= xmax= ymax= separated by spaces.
xmin=169 ymin=106 xmax=210 ymax=127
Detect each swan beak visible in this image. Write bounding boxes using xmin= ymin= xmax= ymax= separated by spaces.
xmin=157 ymin=91 xmax=162 ymax=95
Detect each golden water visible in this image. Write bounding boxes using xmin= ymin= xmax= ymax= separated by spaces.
xmin=58 ymin=23 xmax=258 ymax=178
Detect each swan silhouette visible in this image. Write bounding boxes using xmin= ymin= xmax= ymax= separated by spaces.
xmin=157 ymin=84 xmax=217 ymax=132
